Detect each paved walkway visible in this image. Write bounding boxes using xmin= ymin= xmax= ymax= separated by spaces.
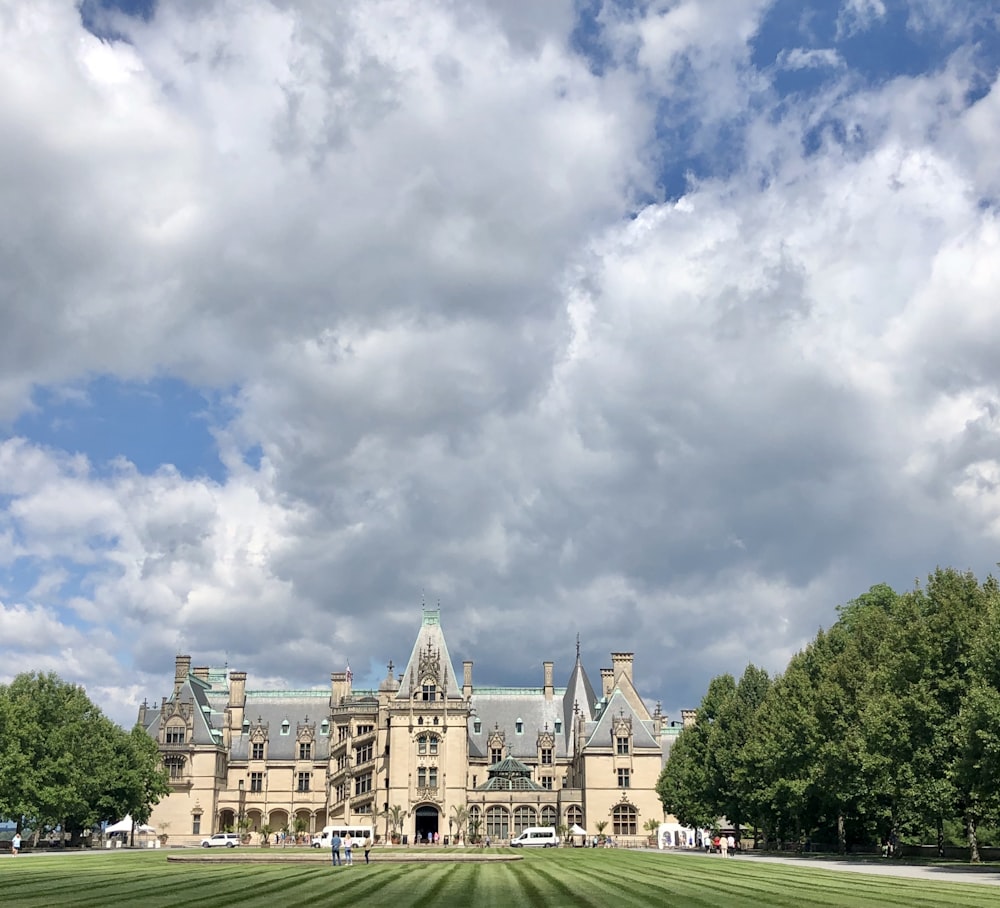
xmin=650 ymin=847 xmax=1000 ymax=888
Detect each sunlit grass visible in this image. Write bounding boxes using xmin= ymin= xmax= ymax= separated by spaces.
xmin=2 ymin=847 xmax=998 ymax=907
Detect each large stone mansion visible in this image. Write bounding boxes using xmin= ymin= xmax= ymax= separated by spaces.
xmin=140 ymin=608 xmax=688 ymax=845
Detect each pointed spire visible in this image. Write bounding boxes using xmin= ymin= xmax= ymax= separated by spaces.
xmin=576 ymin=633 xmax=581 ymax=662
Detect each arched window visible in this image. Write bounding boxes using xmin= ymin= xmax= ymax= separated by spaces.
xmin=515 ymin=717 xmax=523 ymax=734
xmin=280 ymin=719 xmax=290 ymax=736
xmin=241 ymin=717 xmax=250 ymax=735
xmin=485 ymin=806 xmax=509 ymax=841
xmin=566 ymin=805 xmax=583 ymax=829
xmin=512 ymin=806 xmax=536 ymax=835
xmin=540 ymin=805 xmax=557 ymax=828
xmin=612 ymin=804 xmax=637 ymax=837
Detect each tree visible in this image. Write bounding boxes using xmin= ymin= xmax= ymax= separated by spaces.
xmin=0 ymin=673 xmax=133 ymax=842
xmin=100 ymin=725 xmax=170 ymax=846
xmin=449 ymin=803 xmax=469 ymax=842
xmin=382 ymin=805 xmax=408 ymax=841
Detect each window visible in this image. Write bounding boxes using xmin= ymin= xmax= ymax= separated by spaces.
xmin=192 ymin=815 xmax=201 ymax=835
xmin=617 ymin=768 xmax=630 ymax=788
xmin=421 ymin=683 xmax=436 ymax=701
xmin=165 ymin=758 xmax=184 ymax=779
xmin=554 ymin=720 xmax=562 ymax=733
xmin=242 ymin=718 xmax=250 ymax=734
xmin=250 ymin=772 xmax=264 ymax=793
xmin=540 ymin=748 xmax=553 ymax=765
xmin=355 ymin=742 xmax=373 ymax=765
xmin=541 ymin=776 xmax=553 ymax=790
xmin=566 ymin=805 xmax=583 ymax=829
xmin=616 ymin=735 xmax=629 ymax=755
xmin=490 ymin=747 xmax=503 ymax=764
xmin=417 ymin=734 xmax=438 ymax=756
xmin=251 ymin=742 xmax=265 ymax=760
xmin=515 ymin=718 xmax=523 ymax=734
xmin=337 ymin=725 xmax=349 ymax=742
xmin=356 ymin=724 xmax=374 ymax=735
xmin=355 ymin=773 xmax=373 ymax=796
xmin=513 ymin=806 xmax=536 ymax=835
xmin=417 ymin=767 xmax=439 ymax=788
xmin=486 ymin=807 xmax=509 ymax=841
xmin=299 ymin=742 xmax=312 ymax=760
xmin=165 ymin=726 xmax=185 ymax=745
xmin=337 ymin=754 xmax=348 ymax=771
xmin=336 ymin=783 xmax=347 ymax=802
xmin=320 ymin=720 xmax=330 ymax=736
xmin=280 ymin=720 xmax=290 ymax=736
xmin=613 ymin=804 xmax=637 ymax=836
xmin=541 ymin=805 xmax=557 ymax=828
xmin=473 ymin=718 xmax=482 ymax=734
xmin=297 ymin=772 xmax=310 ymax=792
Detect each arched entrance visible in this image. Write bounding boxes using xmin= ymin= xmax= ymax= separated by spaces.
xmin=414 ymin=805 xmax=439 ymax=843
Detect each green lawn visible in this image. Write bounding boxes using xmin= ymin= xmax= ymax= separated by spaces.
xmin=2 ymin=848 xmax=998 ymax=907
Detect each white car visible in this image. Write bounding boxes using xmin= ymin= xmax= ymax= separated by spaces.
xmin=201 ymin=833 xmax=241 ymax=848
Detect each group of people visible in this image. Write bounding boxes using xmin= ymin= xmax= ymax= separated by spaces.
xmin=330 ymin=834 xmax=373 ymax=867
xmin=706 ymin=834 xmax=737 ymax=856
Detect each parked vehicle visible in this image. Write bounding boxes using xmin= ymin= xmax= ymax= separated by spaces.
xmin=510 ymin=827 xmax=559 ymax=848
xmin=201 ymin=833 xmax=241 ymax=848
xmin=311 ymin=825 xmax=373 ymax=848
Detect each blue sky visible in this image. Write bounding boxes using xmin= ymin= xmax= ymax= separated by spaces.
xmin=2 ymin=0 xmax=1000 ymax=726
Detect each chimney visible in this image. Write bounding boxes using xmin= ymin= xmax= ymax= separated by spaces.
xmin=543 ymin=661 xmax=554 ymax=701
xmin=228 ymin=670 xmax=247 ymax=744
xmin=611 ymin=652 xmax=633 ymax=685
xmin=463 ymin=661 xmax=473 ymax=698
xmin=331 ymin=671 xmax=348 ymax=706
xmin=137 ymin=698 xmax=148 ymax=727
xmin=174 ymin=655 xmax=192 ymax=697
xmin=192 ymin=666 xmax=210 ymax=681
xmin=681 ymin=709 xmax=697 ymax=727
xmin=600 ymin=667 xmax=614 ymax=699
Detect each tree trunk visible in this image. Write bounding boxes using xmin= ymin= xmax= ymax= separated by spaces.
xmin=837 ymin=810 xmax=846 ymax=856
xmin=966 ymin=813 xmax=980 ymax=864
xmin=936 ymin=815 xmax=944 ymax=858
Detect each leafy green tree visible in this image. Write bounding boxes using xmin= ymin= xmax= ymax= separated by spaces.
xmin=0 ymin=673 xmax=170 ymax=845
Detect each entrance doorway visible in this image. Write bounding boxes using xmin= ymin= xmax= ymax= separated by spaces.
xmin=414 ymin=805 xmax=439 ymax=843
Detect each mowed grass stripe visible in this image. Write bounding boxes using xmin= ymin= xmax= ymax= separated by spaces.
xmin=3 ymin=850 xmax=1000 ymax=907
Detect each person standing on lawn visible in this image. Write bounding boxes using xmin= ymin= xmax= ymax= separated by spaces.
xmin=330 ymin=832 xmax=342 ymax=866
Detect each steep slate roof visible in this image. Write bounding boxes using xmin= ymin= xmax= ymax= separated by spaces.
xmin=228 ymin=692 xmax=333 ymax=761
xmin=584 ymin=688 xmax=660 ymax=751
xmin=395 ymin=607 xmax=462 ymax=700
xmin=469 ymin=691 xmax=569 ymax=760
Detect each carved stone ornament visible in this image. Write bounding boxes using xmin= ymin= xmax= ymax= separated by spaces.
xmin=418 ymin=642 xmax=441 ymax=686
xmin=537 ymin=731 xmax=555 ymax=750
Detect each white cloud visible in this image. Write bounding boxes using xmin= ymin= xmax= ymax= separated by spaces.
xmin=2 ymin=1 xmax=1000 ymax=727
xmin=778 ymin=48 xmax=844 ymax=70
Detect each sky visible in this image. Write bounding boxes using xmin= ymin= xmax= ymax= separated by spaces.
xmin=2 ymin=0 xmax=1000 ymax=728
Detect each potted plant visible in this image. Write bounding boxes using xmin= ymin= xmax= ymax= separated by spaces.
xmin=644 ymin=818 xmax=660 ymax=847
xmin=382 ymin=805 xmax=408 ymax=844
xmin=259 ymin=823 xmax=272 ymax=848
xmin=595 ymin=820 xmax=608 ymax=845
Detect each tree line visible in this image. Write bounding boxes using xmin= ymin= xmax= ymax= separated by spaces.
xmin=0 ymin=672 xmax=170 ymax=845
xmin=656 ymin=567 xmax=1000 ymax=861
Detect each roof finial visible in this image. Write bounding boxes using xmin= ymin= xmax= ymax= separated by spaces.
xmin=576 ymin=633 xmax=581 ymax=662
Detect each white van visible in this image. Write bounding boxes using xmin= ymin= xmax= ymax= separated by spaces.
xmin=311 ymin=825 xmax=373 ymax=848
xmin=510 ymin=827 xmax=560 ymax=848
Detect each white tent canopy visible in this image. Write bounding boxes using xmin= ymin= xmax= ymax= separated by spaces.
xmin=106 ymin=816 xmax=156 ymax=835
xmin=569 ymin=824 xmax=587 ymax=836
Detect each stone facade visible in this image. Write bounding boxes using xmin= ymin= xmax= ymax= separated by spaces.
xmin=140 ymin=608 xmax=685 ymax=845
